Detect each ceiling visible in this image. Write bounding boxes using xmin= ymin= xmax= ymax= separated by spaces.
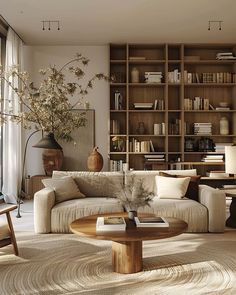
xmin=1 ymin=0 xmax=236 ymax=45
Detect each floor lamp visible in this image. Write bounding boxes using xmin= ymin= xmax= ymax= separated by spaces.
xmin=17 ymin=132 xmax=62 ymax=218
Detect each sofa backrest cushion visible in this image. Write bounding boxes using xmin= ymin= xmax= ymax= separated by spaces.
xmin=53 ymin=171 xmax=123 ymax=197
xmin=155 ymin=175 xmax=191 ymax=199
xmin=52 ymin=169 xmax=197 ymax=198
xmin=159 ymin=171 xmax=201 ymax=201
xmin=42 ymin=176 xmax=85 ymax=203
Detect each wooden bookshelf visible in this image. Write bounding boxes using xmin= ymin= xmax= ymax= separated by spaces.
xmin=109 ymin=44 xmax=236 ymax=175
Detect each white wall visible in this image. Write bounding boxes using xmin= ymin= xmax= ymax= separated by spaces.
xmin=23 ymin=45 xmax=109 ymax=176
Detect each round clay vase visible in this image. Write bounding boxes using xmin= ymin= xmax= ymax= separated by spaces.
xmin=87 ymin=147 xmax=103 ymax=172
xmin=42 ymin=149 xmax=64 ymax=176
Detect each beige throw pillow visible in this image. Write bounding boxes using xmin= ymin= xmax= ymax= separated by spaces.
xmin=155 ymin=175 xmax=191 ymax=199
xmin=42 ymin=176 xmax=85 ymax=203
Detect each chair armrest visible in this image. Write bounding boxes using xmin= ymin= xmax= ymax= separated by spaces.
xmin=199 ymin=185 xmax=226 ymax=232
xmin=34 ymin=188 xmax=56 ymax=233
xmin=0 ymin=205 xmax=17 ymax=215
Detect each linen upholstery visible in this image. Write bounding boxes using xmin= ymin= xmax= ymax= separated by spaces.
xmin=51 ymin=198 xmax=124 ymax=233
xmin=159 ymin=171 xmax=201 ymax=201
xmin=138 ymin=198 xmax=208 ymax=232
xmin=34 ymin=170 xmax=226 ymax=233
xmin=155 ymin=176 xmax=191 ymax=199
xmin=42 ymin=176 xmax=85 ymax=203
xmin=53 ymin=171 xmax=123 ymax=197
xmin=199 ymin=185 xmax=226 ymax=232
xmin=34 ymin=188 xmax=56 ymax=233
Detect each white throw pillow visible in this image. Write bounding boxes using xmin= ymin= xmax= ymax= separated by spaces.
xmin=42 ymin=176 xmax=85 ymax=203
xmin=155 ymin=175 xmax=191 ymax=199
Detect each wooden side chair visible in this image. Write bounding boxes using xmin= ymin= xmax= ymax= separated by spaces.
xmin=0 ymin=204 xmax=19 ymax=255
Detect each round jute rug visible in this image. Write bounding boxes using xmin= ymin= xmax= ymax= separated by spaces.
xmin=0 ymin=230 xmax=236 ymax=295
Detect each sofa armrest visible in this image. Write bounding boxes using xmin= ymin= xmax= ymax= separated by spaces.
xmin=199 ymin=185 xmax=226 ymax=232
xmin=34 ymin=188 xmax=56 ymax=233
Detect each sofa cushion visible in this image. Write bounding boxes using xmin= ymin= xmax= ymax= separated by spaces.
xmin=53 ymin=171 xmax=123 ymax=197
xmin=138 ymin=198 xmax=208 ymax=232
xmin=51 ymin=197 xmax=124 ymax=233
xmin=155 ymin=176 xmax=191 ymax=199
xmin=159 ymin=172 xmax=201 ymax=201
xmin=42 ymin=176 xmax=85 ymax=203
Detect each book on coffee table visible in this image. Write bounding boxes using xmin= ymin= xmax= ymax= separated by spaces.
xmin=134 ymin=216 xmax=169 ymax=227
xmin=96 ymin=216 xmax=126 ymax=231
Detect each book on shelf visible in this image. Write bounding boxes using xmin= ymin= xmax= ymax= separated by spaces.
xmin=134 ymin=216 xmax=169 ymax=227
xmin=144 ymin=154 xmax=165 ymax=159
xmin=149 ymin=140 xmax=155 ymax=152
xmin=134 ymin=102 xmax=153 ymax=109
xmin=215 ymin=107 xmax=230 ymax=110
xmin=129 ymin=56 xmax=146 ymax=60
xmin=96 ymin=216 xmax=126 ymax=231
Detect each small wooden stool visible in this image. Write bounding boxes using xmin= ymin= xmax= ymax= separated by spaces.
xmin=0 ymin=205 xmax=19 ymax=255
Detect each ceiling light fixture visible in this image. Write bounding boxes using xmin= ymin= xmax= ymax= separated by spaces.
xmin=41 ymin=20 xmax=60 ymax=31
xmin=208 ymin=20 xmax=223 ymax=31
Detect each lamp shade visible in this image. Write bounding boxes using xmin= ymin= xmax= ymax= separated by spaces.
xmin=225 ymin=146 xmax=236 ymax=174
xmin=32 ymin=133 xmax=62 ymax=150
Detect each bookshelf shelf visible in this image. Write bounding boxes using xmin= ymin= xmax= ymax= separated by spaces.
xmin=109 ymin=43 xmax=236 ymax=174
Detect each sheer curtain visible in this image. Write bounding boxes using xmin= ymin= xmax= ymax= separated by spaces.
xmin=2 ymin=28 xmax=23 ymax=203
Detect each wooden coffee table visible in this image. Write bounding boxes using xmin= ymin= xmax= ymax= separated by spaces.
xmin=70 ymin=212 xmax=187 ymax=274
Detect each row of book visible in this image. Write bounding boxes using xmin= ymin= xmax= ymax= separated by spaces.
xmin=109 ymin=160 xmax=126 ymax=172
xmin=184 ymin=97 xmax=209 ymax=111
xmin=96 ymin=216 xmax=169 ymax=231
xmin=194 ymin=123 xmax=212 ymax=135
xmin=154 ymin=122 xmax=165 ymax=135
xmin=144 ymin=72 xmax=163 ymax=83
xmin=129 ymin=139 xmax=155 ymax=153
xmin=110 ymin=120 xmax=120 ymax=134
xmin=183 ymin=71 xmax=236 ymax=83
xmin=169 ymin=119 xmax=181 ymax=135
xmin=168 ymin=69 xmax=181 ymax=83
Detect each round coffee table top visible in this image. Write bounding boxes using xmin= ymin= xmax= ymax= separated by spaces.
xmin=70 ymin=212 xmax=188 ymax=242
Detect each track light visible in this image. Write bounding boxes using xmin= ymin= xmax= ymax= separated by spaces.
xmin=41 ymin=20 xmax=60 ymax=31
xmin=208 ymin=20 xmax=223 ymax=31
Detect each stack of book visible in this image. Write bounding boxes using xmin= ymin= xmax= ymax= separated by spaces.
xmin=144 ymin=154 xmax=165 ymax=162
xmin=134 ymin=216 xmax=169 ymax=227
xmin=96 ymin=216 xmax=126 ymax=231
xmin=133 ymin=102 xmax=153 ymax=109
xmin=194 ymin=123 xmax=212 ymax=135
xmin=216 ymin=52 xmax=236 ymax=60
xmin=202 ymin=155 xmax=224 ymax=163
xmin=144 ymin=72 xmax=163 ymax=83
xmin=214 ymin=142 xmax=234 ymax=153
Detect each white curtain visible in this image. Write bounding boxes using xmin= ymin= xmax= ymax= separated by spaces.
xmin=2 ymin=28 xmax=23 ymax=203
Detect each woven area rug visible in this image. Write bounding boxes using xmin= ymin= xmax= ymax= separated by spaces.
xmin=0 ymin=230 xmax=236 ymax=295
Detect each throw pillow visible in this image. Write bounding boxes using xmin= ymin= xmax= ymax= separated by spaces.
xmin=155 ymin=175 xmax=191 ymax=199
xmin=159 ymin=172 xmax=201 ymax=201
xmin=42 ymin=176 xmax=85 ymax=203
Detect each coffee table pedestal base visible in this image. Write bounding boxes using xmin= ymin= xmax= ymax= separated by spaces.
xmin=112 ymin=241 xmax=142 ymax=274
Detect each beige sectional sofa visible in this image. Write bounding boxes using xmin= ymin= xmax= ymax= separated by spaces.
xmin=34 ymin=170 xmax=226 ymax=234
